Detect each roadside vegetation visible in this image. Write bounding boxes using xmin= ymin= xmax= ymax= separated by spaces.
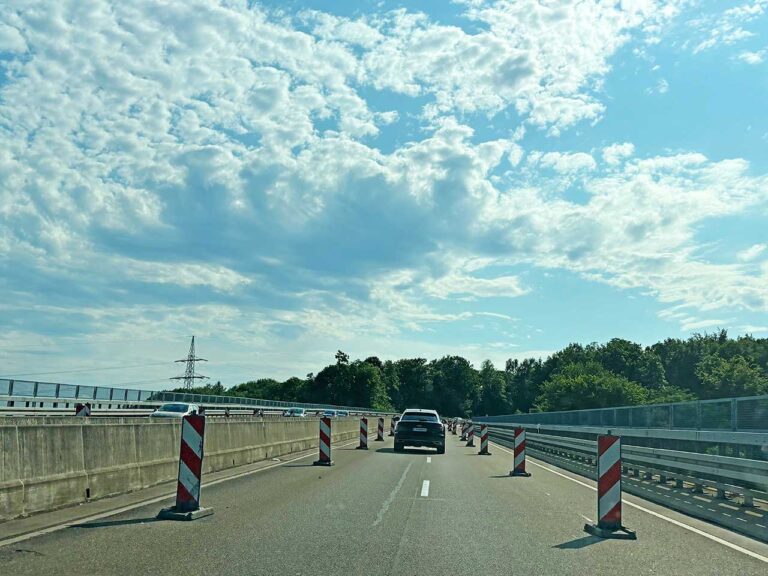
xmin=174 ymin=331 xmax=768 ymax=416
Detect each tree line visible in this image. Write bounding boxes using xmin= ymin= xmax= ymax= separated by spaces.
xmin=175 ymin=331 xmax=768 ymax=416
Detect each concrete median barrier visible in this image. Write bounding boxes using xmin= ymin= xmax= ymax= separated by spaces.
xmin=0 ymin=416 xmax=384 ymax=521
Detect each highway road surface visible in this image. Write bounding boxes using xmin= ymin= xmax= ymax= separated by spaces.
xmin=1 ymin=433 xmax=767 ymax=575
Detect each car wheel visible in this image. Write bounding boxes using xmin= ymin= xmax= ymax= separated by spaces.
xmin=437 ymin=443 xmax=445 ymax=454
xmin=394 ymin=442 xmax=403 ymax=452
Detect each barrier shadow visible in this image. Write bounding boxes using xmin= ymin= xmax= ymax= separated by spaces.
xmin=69 ymin=517 xmax=163 ymax=529
xmin=552 ymin=535 xmax=605 ymax=550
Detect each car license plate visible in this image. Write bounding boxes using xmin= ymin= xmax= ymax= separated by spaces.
xmin=413 ymin=427 xmax=427 ymax=432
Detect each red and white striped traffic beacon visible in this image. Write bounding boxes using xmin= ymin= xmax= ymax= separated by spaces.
xmin=157 ymin=414 xmax=213 ymax=520
xmin=314 ymin=416 xmax=334 ymax=466
xmin=583 ymin=434 xmax=636 ymax=539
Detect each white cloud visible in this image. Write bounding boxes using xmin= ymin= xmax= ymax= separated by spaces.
xmin=646 ymin=77 xmax=669 ymax=94
xmin=738 ymin=49 xmax=766 ymax=64
xmin=537 ymin=152 xmax=596 ymax=173
xmin=0 ymin=23 xmax=27 ymax=53
xmin=602 ymin=143 xmax=635 ymax=165
xmin=680 ymin=318 xmax=730 ymax=331
xmin=692 ymin=0 xmax=767 ymax=53
xmin=737 ymin=243 xmax=767 ymax=262
xmin=424 ymin=273 xmax=528 ymax=299
xmin=1 ymin=1 xmax=768 ymax=382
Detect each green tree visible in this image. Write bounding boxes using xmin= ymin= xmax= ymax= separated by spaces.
xmin=695 ymin=354 xmax=768 ymax=399
xmin=429 ymin=356 xmax=479 ymax=417
xmin=477 ymin=359 xmax=508 ymax=416
xmin=535 ymin=361 xmax=648 ymax=412
xmin=596 ymin=338 xmax=667 ymax=389
xmin=394 ymin=358 xmax=432 ymax=409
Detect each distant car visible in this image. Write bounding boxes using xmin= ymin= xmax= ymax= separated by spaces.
xmin=283 ymin=407 xmax=307 ymax=417
xmin=150 ymin=403 xmax=201 ymax=418
xmin=323 ymin=409 xmax=338 ymax=418
xmin=336 ymin=410 xmax=349 ymax=417
xmin=394 ymin=409 xmax=445 ymax=454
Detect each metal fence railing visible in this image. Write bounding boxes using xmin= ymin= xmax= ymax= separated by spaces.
xmin=0 ymin=378 xmax=378 ymax=413
xmin=479 ymin=394 xmax=768 ymax=432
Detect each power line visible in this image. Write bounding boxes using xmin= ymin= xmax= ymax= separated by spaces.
xmin=0 ymin=361 xmax=172 ymax=379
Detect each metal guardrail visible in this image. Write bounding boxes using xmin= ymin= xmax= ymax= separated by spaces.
xmin=485 ymin=423 xmax=768 ymax=541
xmin=479 ymin=393 xmax=768 ymax=431
xmin=0 ymin=378 xmax=389 ymax=414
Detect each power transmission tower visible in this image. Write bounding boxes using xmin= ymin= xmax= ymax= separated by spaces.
xmin=170 ymin=336 xmax=209 ymax=390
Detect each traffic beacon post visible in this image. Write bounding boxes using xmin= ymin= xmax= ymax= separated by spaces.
xmin=158 ymin=414 xmax=213 ymax=520
xmin=375 ymin=417 xmax=385 ymax=441
xmin=465 ymin=422 xmax=475 ymax=448
xmin=357 ymin=417 xmax=369 ymax=450
xmin=583 ymin=434 xmax=636 ymax=540
xmin=509 ymin=427 xmax=531 ymax=477
xmin=314 ymin=416 xmax=334 ymax=466
xmin=478 ymin=424 xmax=491 ymax=455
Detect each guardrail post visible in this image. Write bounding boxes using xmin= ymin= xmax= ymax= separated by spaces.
xmin=730 ymin=399 xmax=737 ymax=432
xmin=691 ymin=483 xmax=703 ymax=494
xmin=7 ymin=380 xmax=13 ymax=407
xmin=696 ymin=401 xmax=702 ymax=430
xmin=715 ymin=488 xmax=726 ymax=500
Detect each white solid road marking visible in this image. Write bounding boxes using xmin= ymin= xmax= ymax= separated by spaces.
xmin=421 ymin=480 xmax=430 ymax=497
xmin=1 ymin=437 xmax=365 ymax=548
xmin=374 ymin=461 xmax=413 ymax=527
xmin=490 ymin=441 xmax=768 ymax=565
xmin=426 ymin=457 xmax=432 ymax=463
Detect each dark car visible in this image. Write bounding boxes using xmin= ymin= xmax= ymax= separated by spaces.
xmin=394 ymin=409 xmax=445 ymax=454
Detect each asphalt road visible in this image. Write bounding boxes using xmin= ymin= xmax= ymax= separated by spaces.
xmin=1 ymin=433 xmax=767 ymax=575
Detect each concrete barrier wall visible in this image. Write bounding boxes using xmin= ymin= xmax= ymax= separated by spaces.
xmin=0 ymin=416 xmax=385 ymax=522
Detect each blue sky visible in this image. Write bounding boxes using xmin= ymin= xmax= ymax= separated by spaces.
xmin=1 ymin=0 xmax=767 ymax=389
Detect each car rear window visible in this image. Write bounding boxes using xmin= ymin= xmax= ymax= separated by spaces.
xmin=158 ymin=403 xmax=188 ymax=413
xmin=401 ymin=413 xmax=439 ymax=422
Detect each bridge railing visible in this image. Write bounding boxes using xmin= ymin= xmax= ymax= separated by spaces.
xmin=478 ymin=394 xmax=768 ymax=432
xmin=0 ymin=378 xmax=387 ymax=414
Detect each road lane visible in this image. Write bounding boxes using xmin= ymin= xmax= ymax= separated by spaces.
xmin=1 ymin=431 xmax=767 ymax=575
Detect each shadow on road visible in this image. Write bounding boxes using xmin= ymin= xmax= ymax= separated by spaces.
xmin=281 ymin=463 xmax=318 ymax=467
xmin=69 ymin=517 xmax=163 ymax=529
xmin=376 ymin=447 xmax=437 ymax=455
xmin=552 ymin=535 xmax=605 ymax=550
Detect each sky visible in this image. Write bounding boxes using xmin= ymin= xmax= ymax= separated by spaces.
xmin=1 ymin=0 xmax=767 ymax=390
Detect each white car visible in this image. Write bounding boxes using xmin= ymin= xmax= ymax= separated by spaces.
xmin=283 ymin=407 xmax=307 ymax=417
xmin=149 ymin=402 xmax=201 ymax=418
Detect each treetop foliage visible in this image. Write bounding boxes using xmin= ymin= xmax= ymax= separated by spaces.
xmin=175 ymin=331 xmax=768 ymax=417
